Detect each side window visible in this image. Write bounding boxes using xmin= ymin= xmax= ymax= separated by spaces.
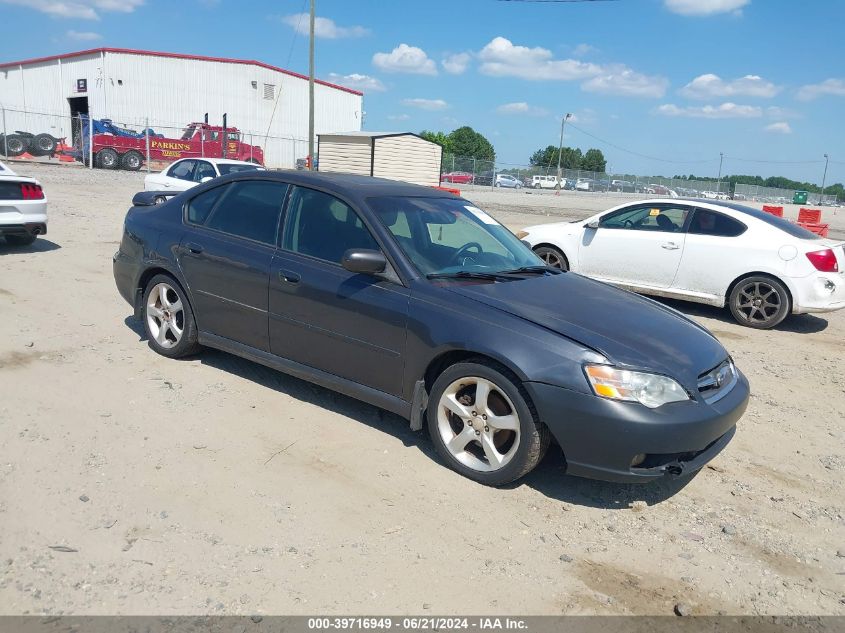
xmin=600 ymin=206 xmax=651 ymax=229
xmin=186 ymin=185 xmax=228 ymax=225
xmin=283 ymin=186 xmax=379 ymax=264
xmin=194 ymin=161 xmax=216 ymax=182
xmin=689 ymin=209 xmax=746 ymax=237
xmin=204 ymin=181 xmax=288 ymax=244
xmin=168 ymin=160 xmax=195 ymax=181
xmin=600 ymin=205 xmax=690 ymax=232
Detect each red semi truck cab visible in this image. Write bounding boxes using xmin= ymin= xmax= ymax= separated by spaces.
xmin=87 ymin=121 xmax=264 ymax=171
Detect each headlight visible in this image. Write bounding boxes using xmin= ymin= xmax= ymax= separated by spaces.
xmin=584 ymin=364 xmax=691 ymax=409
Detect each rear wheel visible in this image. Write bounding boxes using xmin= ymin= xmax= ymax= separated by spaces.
xmin=427 ymin=360 xmax=549 ymax=486
xmin=728 ymin=275 xmax=790 ymax=329
xmin=95 ymin=148 xmax=118 ymax=169
xmin=4 ymin=234 xmax=36 ymax=246
xmin=121 ymin=150 xmax=143 ymax=171
xmin=142 ymin=274 xmax=201 ymax=358
xmin=31 ymin=134 xmax=57 ymax=156
xmin=533 ymin=245 xmax=569 ymax=271
xmin=3 ymin=134 xmax=27 ymax=157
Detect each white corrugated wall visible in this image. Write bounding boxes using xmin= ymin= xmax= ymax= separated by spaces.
xmin=372 ymin=135 xmax=441 ymax=187
xmin=317 ymin=135 xmax=372 ymax=175
xmin=0 ymin=50 xmax=362 ymax=168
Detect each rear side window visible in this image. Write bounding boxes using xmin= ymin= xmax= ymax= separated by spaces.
xmin=204 ymin=181 xmax=289 ymax=244
xmin=186 ymin=185 xmax=226 ymax=225
xmin=688 ymin=209 xmax=746 ymax=237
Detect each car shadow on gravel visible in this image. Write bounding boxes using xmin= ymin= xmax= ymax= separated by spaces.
xmin=654 ymin=297 xmax=828 ymax=334
xmin=0 ymin=238 xmax=61 ymax=254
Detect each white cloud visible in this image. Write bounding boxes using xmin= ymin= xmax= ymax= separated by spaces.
xmin=373 ymin=44 xmax=437 ymax=76
xmin=66 ymin=29 xmax=101 ymax=40
xmin=325 ymin=73 xmax=385 ymax=92
xmin=282 ymin=13 xmax=369 ymax=39
xmin=765 ymin=106 xmax=800 ymax=120
xmin=656 ymin=102 xmax=762 ymax=118
xmin=477 ymin=36 xmax=601 ymax=81
xmin=387 ymin=114 xmax=410 ymax=121
xmin=581 ymin=66 xmax=668 ymax=98
xmin=680 ymin=73 xmax=780 ymax=99
xmin=664 ymin=0 xmax=750 ymax=16
xmin=496 ymin=102 xmax=548 ymax=117
xmin=0 ymin=0 xmax=143 ymax=19
xmin=572 ymin=43 xmax=597 ymax=57
xmin=796 ymin=78 xmax=845 ymax=101
xmin=765 ymin=122 xmax=792 ymax=134
xmin=402 ymin=98 xmax=448 ymax=111
xmin=442 ymin=52 xmax=471 ymax=75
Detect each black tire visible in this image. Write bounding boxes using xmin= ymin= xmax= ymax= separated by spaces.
xmin=95 ymin=148 xmax=118 ymax=169
xmin=142 ymin=274 xmax=202 ymax=358
xmin=30 ymin=134 xmax=57 ymax=157
xmin=728 ymin=275 xmax=790 ymax=329
xmin=427 ymin=359 xmax=550 ymax=486
xmin=2 ymin=134 xmax=28 ymax=157
xmin=120 ymin=150 xmax=143 ymax=171
xmin=494 ymin=182 xmax=501 ymax=187
xmin=4 ymin=233 xmax=36 ymax=246
xmin=533 ymin=245 xmax=569 ymax=271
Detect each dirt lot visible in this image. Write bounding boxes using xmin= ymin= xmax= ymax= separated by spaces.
xmin=1 ymin=163 xmax=843 ymax=616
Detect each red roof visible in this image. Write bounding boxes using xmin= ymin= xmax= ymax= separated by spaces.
xmin=0 ymin=47 xmax=363 ymax=96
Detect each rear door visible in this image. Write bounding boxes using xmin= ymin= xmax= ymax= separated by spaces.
xmin=177 ymin=180 xmax=289 ymax=351
xmin=578 ymin=203 xmax=693 ymax=288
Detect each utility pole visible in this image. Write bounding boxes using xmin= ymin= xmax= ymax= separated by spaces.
xmin=717 ymin=152 xmax=724 ymax=193
xmin=556 ymin=113 xmax=572 ymax=183
xmin=820 ymin=153 xmax=829 ymax=203
xmin=308 ymin=0 xmax=315 ymax=170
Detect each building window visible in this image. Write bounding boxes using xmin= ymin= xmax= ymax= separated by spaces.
xmin=263 ymin=83 xmax=275 ymax=100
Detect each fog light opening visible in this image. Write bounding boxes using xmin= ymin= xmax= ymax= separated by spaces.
xmin=630 ymin=453 xmax=647 ymax=467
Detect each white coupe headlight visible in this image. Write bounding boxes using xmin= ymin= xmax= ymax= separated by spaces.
xmin=584 ymin=364 xmax=691 ymax=409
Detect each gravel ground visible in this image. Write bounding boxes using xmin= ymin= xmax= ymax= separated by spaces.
xmin=1 ymin=162 xmax=844 ymax=616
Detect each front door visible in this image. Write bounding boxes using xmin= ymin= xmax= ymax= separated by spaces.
xmin=269 ymin=186 xmax=410 ymax=396
xmin=578 ymin=203 xmax=693 ymax=288
xmin=176 ymin=180 xmax=289 ymax=351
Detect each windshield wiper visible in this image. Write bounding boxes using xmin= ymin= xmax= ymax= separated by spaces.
xmin=497 ymin=265 xmax=563 ymax=275
xmin=426 ymin=270 xmax=515 ymax=282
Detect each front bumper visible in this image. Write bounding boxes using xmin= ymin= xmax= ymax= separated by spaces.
xmin=525 ymin=369 xmax=749 ymax=483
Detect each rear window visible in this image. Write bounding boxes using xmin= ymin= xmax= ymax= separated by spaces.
xmin=218 ymin=164 xmax=260 ymax=176
xmin=683 ymin=200 xmax=822 ymax=240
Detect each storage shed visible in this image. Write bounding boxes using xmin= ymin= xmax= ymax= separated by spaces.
xmin=317 ymin=132 xmax=442 ymax=187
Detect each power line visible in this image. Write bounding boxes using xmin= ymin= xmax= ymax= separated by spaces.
xmin=564 ymin=122 xmax=715 ymax=164
xmin=726 ymin=156 xmax=826 ymax=165
xmin=497 ymin=0 xmax=619 ymax=3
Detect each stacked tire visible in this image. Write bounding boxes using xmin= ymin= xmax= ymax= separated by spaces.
xmin=1 ymin=132 xmax=60 ymax=157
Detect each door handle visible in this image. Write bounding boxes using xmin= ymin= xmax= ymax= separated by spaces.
xmin=185 ymin=242 xmax=204 ymax=254
xmin=661 ymin=242 xmax=679 ymax=250
xmin=278 ymin=270 xmax=301 ymax=284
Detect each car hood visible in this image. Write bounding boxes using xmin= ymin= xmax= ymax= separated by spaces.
xmin=444 ymin=273 xmax=727 ymax=387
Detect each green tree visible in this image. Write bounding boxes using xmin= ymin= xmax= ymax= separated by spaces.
xmin=581 ymin=148 xmax=607 ymax=172
xmin=529 ymin=145 xmax=582 ymax=169
xmin=447 ymin=126 xmax=495 ymax=161
xmin=419 ymin=130 xmax=453 ymax=154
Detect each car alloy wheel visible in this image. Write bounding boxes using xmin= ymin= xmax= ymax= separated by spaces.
xmin=729 ymin=276 xmax=789 ymax=329
xmin=533 ymin=246 xmax=569 ymax=271
xmin=146 ymin=282 xmax=185 ymax=349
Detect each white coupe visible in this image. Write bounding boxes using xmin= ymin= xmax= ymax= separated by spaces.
xmin=144 ymin=157 xmax=263 ymax=199
xmin=0 ymin=161 xmax=48 ymax=246
xmin=519 ymin=199 xmax=845 ymax=329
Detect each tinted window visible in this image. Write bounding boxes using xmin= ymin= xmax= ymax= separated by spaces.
xmin=600 ymin=204 xmax=691 ymax=232
xmin=205 ymin=181 xmax=288 ymax=244
xmin=168 ymin=160 xmax=195 ymax=180
xmin=218 ymin=164 xmax=260 ymax=176
xmin=186 ymin=185 xmax=226 ymax=225
xmin=678 ymin=199 xmax=821 ymax=240
xmin=689 ymin=209 xmax=746 ymax=237
xmin=193 ymin=161 xmax=216 ymax=182
xmin=283 ymin=187 xmax=379 ymax=264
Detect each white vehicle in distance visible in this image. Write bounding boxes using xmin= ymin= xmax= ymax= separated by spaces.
xmin=575 ymin=178 xmax=596 ymax=192
xmin=144 ymin=158 xmax=264 ymax=199
xmin=531 ymin=175 xmax=561 ymax=190
xmin=518 ymin=198 xmax=845 ymax=329
xmin=701 ymin=190 xmax=729 ymax=200
xmin=0 ymin=160 xmax=47 ymax=246
xmin=495 ymin=174 xmax=523 ymax=189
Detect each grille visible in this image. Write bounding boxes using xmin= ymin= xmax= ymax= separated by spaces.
xmin=697 ymin=359 xmax=736 ymax=404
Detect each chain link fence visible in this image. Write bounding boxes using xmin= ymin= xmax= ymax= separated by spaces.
xmin=733 ymin=184 xmax=837 ymax=206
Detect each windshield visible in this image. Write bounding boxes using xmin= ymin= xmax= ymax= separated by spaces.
xmin=368 ymin=196 xmax=542 ymax=277
xmin=217 ymin=164 xmax=261 ymax=175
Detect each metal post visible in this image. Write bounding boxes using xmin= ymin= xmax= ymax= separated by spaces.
xmin=556 ymin=112 xmax=571 ymax=185
xmin=1 ymin=105 xmax=7 ymax=160
xmin=145 ymin=117 xmax=150 ymax=173
xmin=717 ymin=152 xmax=723 ymax=193
xmin=820 ymin=153 xmax=829 ymax=203
xmin=250 ymin=132 xmax=254 ymax=162
xmin=308 ymin=0 xmax=315 ymax=170
xmin=88 ymin=113 xmax=94 ymax=170
xmin=472 ymin=157 xmax=476 ymax=184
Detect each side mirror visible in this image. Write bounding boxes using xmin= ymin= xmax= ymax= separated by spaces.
xmin=584 ymin=220 xmax=600 ymax=229
xmin=341 ymin=249 xmax=387 ymax=275
xmin=521 ymin=239 xmax=532 ymax=249
xmin=200 ymin=176 xmax=214 ymax=183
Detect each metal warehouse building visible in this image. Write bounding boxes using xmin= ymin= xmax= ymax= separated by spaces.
xmin=0 ymin=47 xmax=363 ymax=168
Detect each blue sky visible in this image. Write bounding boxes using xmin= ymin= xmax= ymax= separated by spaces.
xmin=1 ymin=0 xmax=844 ymax=184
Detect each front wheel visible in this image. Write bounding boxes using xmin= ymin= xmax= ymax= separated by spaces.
xmin=121 ymin=150 xmax=143 ymax=171
xmin=728 ymin=275 xmax=790 ymax=329
xmin=95 ymin=148 xmax=118 ymax=169
xmin=427 ymin=360 xmax=549 ymax=486
xmin=533 ymin=245 xmax=569 ymax=271
xmin=142 ymin=275 xmax=202 ymax=357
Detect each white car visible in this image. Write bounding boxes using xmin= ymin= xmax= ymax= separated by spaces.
xmin=531 ymin=175 xmax=561 ymax=190
xmin=0 ymin=161 xmax=48 ymax=246
xmin=518 ymin=198 xmax=845 ymax=329
xmin=144 ymin=158 xmax=263 ymax=197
